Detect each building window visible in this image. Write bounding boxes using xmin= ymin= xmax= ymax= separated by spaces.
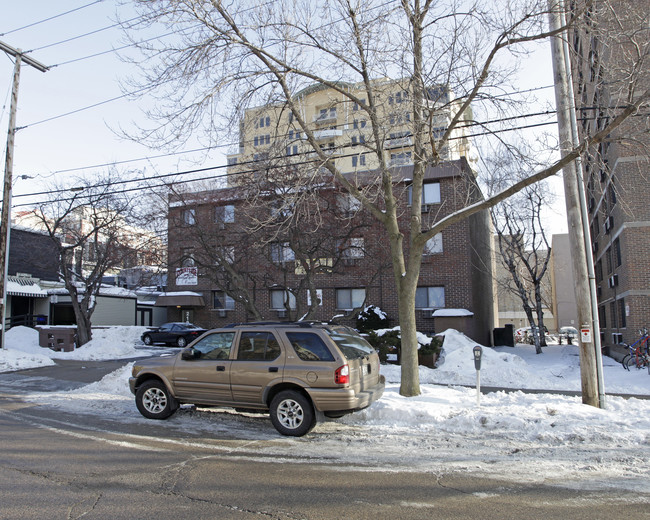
xmin=606 ymin=246 xmax=612 ymax=274
xmin=415 ymin=287 xmax=445 ymax=309
xmin=182 ymin=209 xmax=196 ymax=225
xmin=618 ymin=298 xmax=626 ymax=329
xmin=270 ymin=289 xmax=296 ymax=310
xmin=613 ymin=237 xmax=622 ymax=268
xmin=259 ymin=115 xmax=270 ymax=128
xmin=216 ymin=245 xmax=235 ymax=264
xmin=423 ymin=233 xmax=443 ymax=254
xmin=270 ymin=242 xmax=295 ymax=263
xmin=352 ymin=154 xmax=366 ymax=167
xmin=227 ymin=157 xmax=238 ymax=165
xmin=336 ymin=288 xmax=365 ymax=310
xmin=339 ymin=238 xmax=364 ymax=258
xmin=599 ymin=305 xmax=606 ymax=329
xmin=213 ymin=291 xmax=235 ymax=310
xmin=352 ymin=99 xmax=366 ymax=111
xmin=390 ymin=151 xmax=412 ymax=166
xmin=180 ymin=248 xmax=195 ymax=267
xmin=353 ymin=119 xmax=367 ymax=129
xmin=596 ymin=259 xmax=603 ymax=283
xmin=338 ymin=194 xmax=361 ymax=217
xmin=408 ymin=182 xmax=441 ymax=205
xmin=215 ymin=205 xmax=235 ymax=224
xmin=286 ymin=145 xmax=298 ymax=156
xmin=317 ymin=107 xmax=337 ymax=121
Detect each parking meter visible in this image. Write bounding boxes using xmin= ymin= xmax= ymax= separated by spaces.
xmin=473 ymin=346 xmax=483 ymax=406
xmin=473 ymin=346 xmax=483 ymax=370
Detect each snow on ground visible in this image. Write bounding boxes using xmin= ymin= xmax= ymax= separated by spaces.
xmin=1 ymin=326 xmax=649 ymax=493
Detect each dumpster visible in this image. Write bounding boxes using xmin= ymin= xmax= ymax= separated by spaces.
xmin=37 ymin=326 xmax=77 ymax=352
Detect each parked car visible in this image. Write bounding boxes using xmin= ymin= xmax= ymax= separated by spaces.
xmin=558 ymin=326 xmax=579 ymax=344
xmin=141 ymin=322 xmax=208 ymax=347
xmin=130 ymin=322 xmax=386 ymax=436
xmin=514 ymin=326 xmax=549 ymax=344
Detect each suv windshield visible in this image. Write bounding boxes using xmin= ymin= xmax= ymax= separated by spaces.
xmin=324 ymin=327 xmax=375 ymax=360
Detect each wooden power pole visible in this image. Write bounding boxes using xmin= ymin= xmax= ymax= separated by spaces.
xmin=0 ymin=41 xmax=49 ymax=348
xmin=548 ymin=2 xmax=603 ymax=407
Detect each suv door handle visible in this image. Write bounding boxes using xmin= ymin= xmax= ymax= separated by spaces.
xmin=216 ymin=366 xmax=225 ymax=372
xmin=268 ymin=367 xmax=278 ymax=373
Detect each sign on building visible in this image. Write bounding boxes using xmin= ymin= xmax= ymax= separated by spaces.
xmin=176 ymin=267 xmax=198 ymax=286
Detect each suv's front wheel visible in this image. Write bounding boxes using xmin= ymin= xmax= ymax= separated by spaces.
xmin=135 ymin=380 xmax=178 ymax=420
xmin=270 ymin=390 xmax=316 ymax=436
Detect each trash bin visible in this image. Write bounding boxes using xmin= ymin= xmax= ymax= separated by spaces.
xmin=37 ymin=326 xmax=77 ymax=352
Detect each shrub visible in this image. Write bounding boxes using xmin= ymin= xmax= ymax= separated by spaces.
xmin=366 ymin=329 xmax=401 ymax=364
xmin=356 ymin=305 xmax=389 ymax=332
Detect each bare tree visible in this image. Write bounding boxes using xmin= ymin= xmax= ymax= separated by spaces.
xmin=119 ymin=0 xmax=649 ymax=397
xmin=25 ymin=175 xmax=145 ymax=346
xmin=492 ymin=185 xmax=553 ymax=354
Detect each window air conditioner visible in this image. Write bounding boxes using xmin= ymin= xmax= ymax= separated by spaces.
xmin=608 ymin=274 xmax=618 ymax=288
xmin=277 ymin=309 xmax=287 ymax=318
xmin=604 ymin=216 xmax=613 ymax=233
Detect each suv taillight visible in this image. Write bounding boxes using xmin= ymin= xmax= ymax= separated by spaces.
xmin=335 ymin=364 xmax=349 ymax=385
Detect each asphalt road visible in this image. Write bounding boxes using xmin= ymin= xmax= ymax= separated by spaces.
xmin=0 ymin=359 xmax=649 ymax=519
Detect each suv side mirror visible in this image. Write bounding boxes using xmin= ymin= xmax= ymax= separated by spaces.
xmin=181 ymin=348 xmax=201 ymax=360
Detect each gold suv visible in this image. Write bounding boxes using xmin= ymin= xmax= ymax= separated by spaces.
xmin=129 ymin=322 xmax=385 ymax=436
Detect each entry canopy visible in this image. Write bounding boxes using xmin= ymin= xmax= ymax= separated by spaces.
xmin=154 ymin=292 xmax=205 ymax=307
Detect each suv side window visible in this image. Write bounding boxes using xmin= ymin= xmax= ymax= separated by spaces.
xmin=237 ymin=332 xmax=281 ymax=361
xmin=286 ymin=332 xmax=335 ymax=362
xmin=192 ymin=332 xmax=235 ymax=360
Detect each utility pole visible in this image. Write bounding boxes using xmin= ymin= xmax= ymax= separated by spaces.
xmin=0 ymin=41 xmax=49 ymax=349
xmin=548 ymin=2 xmax=603 ymax=407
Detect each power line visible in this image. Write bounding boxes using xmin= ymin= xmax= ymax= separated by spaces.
xmin=25 ymin=15 xmax=142 ymax=54
xmin=21 ymin=107 xmax=558 ymax=179
xmin=0 ymin=1 xmax=105 ymax=37
xmin=14 ymin=104 xmax=645 ymax=208
xmin=12 ymin=115 xmax=565 ymax=206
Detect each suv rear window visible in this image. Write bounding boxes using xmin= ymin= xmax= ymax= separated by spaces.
xmin=286 ymin=332 xmax=335 ymax=361
xmin=324 ymin=327 xmax=375 ymax=360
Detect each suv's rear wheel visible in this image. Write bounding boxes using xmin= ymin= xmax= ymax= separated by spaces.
xmin=270 ymin=390 xmax=316 ymax=436
xmin=136 ymin=380 xmax=178 ymax=419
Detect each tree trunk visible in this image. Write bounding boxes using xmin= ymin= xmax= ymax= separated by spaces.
xmin=397 ymin=280 xmax=421 ymax=397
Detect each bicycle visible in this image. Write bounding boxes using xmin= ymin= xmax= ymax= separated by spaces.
xmin=621 ymin=328 xmax=650 ymax=374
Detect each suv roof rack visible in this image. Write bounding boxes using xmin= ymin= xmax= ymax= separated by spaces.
xmin=223 ymin=321 xmax=329 ymax=329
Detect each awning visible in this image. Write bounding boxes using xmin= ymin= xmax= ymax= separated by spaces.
xmin=154 ymin=292 xmax=205 ymax=307
xmin=7 ymin=279 xmax=48 ymax=298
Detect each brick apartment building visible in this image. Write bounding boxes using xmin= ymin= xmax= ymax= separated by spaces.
xmin=569 ymin=0 xmax=650 ymax=346
xmin=166 ymin=157 xmax=496 ymax=345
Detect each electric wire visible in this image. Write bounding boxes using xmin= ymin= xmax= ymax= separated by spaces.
xmin=12 ymin=104 xmax=645 ymax=208
xmin=0 ymin=1 xmax=105 ymax=37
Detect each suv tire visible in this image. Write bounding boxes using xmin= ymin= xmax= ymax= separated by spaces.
xmin=270 ymin=390 xmax=316 ymax=437
xmin=136 ymin=380 xmax=178 ymax=420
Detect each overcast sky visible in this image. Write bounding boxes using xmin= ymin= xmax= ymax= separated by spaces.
xmin=1 ymin=1 xmax=568 ymax=233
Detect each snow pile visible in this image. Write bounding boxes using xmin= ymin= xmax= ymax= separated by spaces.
xmin=3 ymin=326 xmax=151 ymax=362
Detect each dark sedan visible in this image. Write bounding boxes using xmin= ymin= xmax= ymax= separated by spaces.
xmin=141 ymin=322 xmax=207 ymax=347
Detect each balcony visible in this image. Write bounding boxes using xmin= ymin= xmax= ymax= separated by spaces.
xmin=313 ymin=128 xmax=343 ymax=140
xmin=384 ymin=136 xmax=412 ymax=149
